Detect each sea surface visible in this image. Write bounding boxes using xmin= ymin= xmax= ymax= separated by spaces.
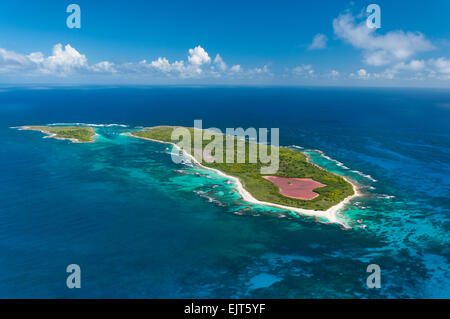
xmin=0 ymin=86 xmax=448 ymax=298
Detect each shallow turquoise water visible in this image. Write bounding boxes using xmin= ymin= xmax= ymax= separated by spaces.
xmin=0 ymin=87 xmax=448 ymax=298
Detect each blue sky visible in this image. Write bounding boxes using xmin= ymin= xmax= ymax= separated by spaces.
xmin=0 ymin=0 xmax=449 ymax=86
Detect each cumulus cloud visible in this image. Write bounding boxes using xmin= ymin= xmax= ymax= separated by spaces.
xmin=330 ymin=9 xmax=450 ymax=83
xmin=188 ymin=45 xmax=211 ymax=66
xmin=248 ymin=65 xmax=271 ymax=76
xmin=0 ymin=43 xmax=271 ymax=82
xmin=292 ymin=64 xmax=315 ymax=77
xmin=378 ymin=58 xmax=450 ymax=80
xmin=230 ymin=65 xmax=242 ymax=72
xmin=0 ymin=44 xmax=88 ymax=76
xmin=214 ymin=54 xmax=227 ymax=71
xmin=333 ymin=13 xmax=434 ymax=66
xmin=357 ymin=68 xmax=369 ymax=79
xmin=429 ymin=58 xmax=450 ymax=74
xmin=0 ymin=48 xmax=31 ymax=65
xmin=0 ymin=48 xmax=33 ymax=73
xmin=394 ymin=60 xmax=426 ymax=72
xmin=2 ymin=41 xmax=447 ymax=84
xmin=329 ymin=70 xmax=339 ymax=78
xmin=41 ymin=44 xmax=88 ymax=75
xmin=147 ymin=57 xmax=185 ymax=73
xmin=378 ymin=60 xmax=425 ymax=79
xmin=308 ymin=34 xmax=328 ymax=50
xmin=91 ymin=61 xmax=117 ymax=73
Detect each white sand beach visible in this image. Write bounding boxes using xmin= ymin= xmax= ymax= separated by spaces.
xmin=125 ymin=132 xmax=361 ymax=227
xmin=18 ymin=126 xmax=97 ymax=143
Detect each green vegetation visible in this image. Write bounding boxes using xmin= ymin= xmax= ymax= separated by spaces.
xmin=24 ymin=126 xmax=96 ymax=143
xmin=132 ymin=126 xmax=354 ymax=211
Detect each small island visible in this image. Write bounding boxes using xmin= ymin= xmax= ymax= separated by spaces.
xmin=127 ymin=126 xmax=358 ymax=219
xmin=19 ymin=126 xmax=96 ymax=143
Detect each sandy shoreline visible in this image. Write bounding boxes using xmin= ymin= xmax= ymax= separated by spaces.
xmin=17 ymin=126 xmax=97 ymax=144
xmin=125 ymin=132 xmax=361 ymax=227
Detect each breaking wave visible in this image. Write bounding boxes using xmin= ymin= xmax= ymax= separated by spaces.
xmin=47 ymin=123 xmax=129 ymax=128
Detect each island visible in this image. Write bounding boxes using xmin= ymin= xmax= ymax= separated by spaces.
xmin=19 ymin=126 xmax=96 ymax=143
xmin=127 ymin=126 xmax=358 ymax=221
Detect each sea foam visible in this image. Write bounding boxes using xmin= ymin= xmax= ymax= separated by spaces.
xmin=47 ymin=122 xmax=129 ymax=128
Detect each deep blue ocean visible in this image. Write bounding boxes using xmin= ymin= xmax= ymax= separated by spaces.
xmin=0 ymin=86 xmax=448 ymax=298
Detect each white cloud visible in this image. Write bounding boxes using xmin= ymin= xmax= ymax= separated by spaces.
xmin=139 ymin=46 xmax=263 ymax=79
xmin=91 ymin=61 xmax=117 ymax=73
xmin=394 ymin=60 xmax=426 ymax=72
xmin=28 ymin=52 xmax=45 ymax=64
xmin=0 ymin=48 xmax=35 ymax=73
xmin=381 ymin=60 xmax=425 ymax=78
xmin=0 ymin=43 xmax=271 ymax=82
xmin=0 ymin=44 xmax=88 ymax=76
xmin=214 ymin=54 xmax=227 ymax=71
xmin=41 ymin=44 xmax=88 ymax=75
xmin=381 ymin=58 xmax=450 ymax=80
xmin=248 ymin=65 xmax=271 ymax=77
xmin=293 ymin=64 xmax=315 ymax=77
xmin=308 ymin=34 xmax=328 ymax=50
xmin=333 ymin=13 xmax=434 ymax=66
xmin=372 ymin=71 xmax=394 ymax=80
xmin=188 ymin=45 xmax=211 ymax=66
xmin=2 ymin=41 xmax=447 ymax=84
xmin=148 ymin=57 xmax=185 ymax=73
xmin=429 ymin=57 xmax=450 ymax=74
xmin=357 ymin=68 xmax=369 ymax=79
xmin=0 ymin=48 xmax=31 ymax=66
xmin=352 ymin=68 xmax=397 ymax=80
xmin=230 ymin=65 xmax=242 ymax=72
xmin=329 ymin=70 xmax=339 ymax=78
